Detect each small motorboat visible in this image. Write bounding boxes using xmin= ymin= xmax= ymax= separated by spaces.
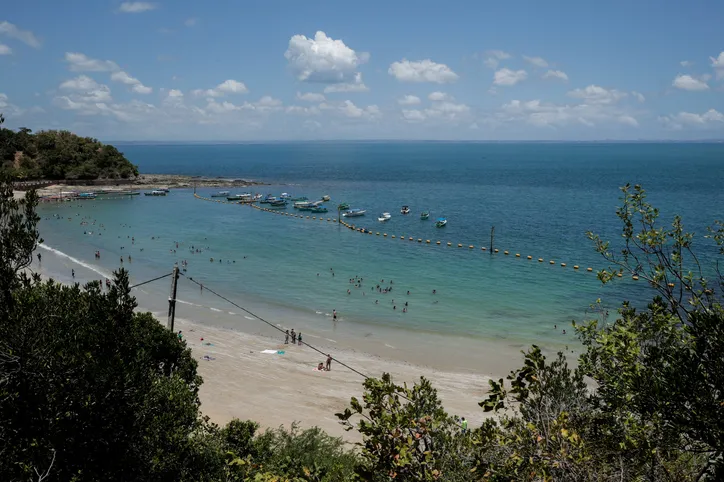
xmin=420 ymin=211 xmax=430 ymax=220
xmin=280 ymin=193 xmax=291 ymax=200
xmin=291 ymin=196 xmax=308 ymax=202
xmin=378 ymin=212 xmax=392 ymax=222
xmin=144 ymin=190 xmax=167 ymax=196
xmin=157 ymin=188 xmax=170 ymax=193
xmin=343 ymin=209 xmax=366 ymax=218
xmin=435 ymin=217 xmax=447 ymax=228
xmin=211 ymin=191 xmax=230 ymax=198
xmin=338 ymin=202 xmax=350 ymax=211
xmin=401 ymin=205 xmax=410 ymax=215
xmin=322 ymin=195 xmax=331 ymax=201
xmin=227 ymin=193 xmax=251 ymax=201
xmin=269 ymin=199 xmax=288 ymax=208
xmin=311 ymin=205 xmax=328 ymax=213
xmin=259 ymin=195 xmax=277 ymax=204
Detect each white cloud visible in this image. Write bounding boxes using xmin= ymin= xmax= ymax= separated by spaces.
xmin=286 ymin=105 xmax=321 ymax=116
xmin=523 ymin=55 xmax=548 ymax=68
xmin=285 ymin=31 xmax=369 ymax=83
xmin=567 ymin=85 xmax=627 ymax=104
xmin=659 ymin=109 xmax=724 ymax=130
xmin=118 ymin=2 xmax=157 ymax=13
xmin=482 ymin=50 xmax=510 ymax=69
xmin=402 ymin=109 xmax=426 ymax=122
xmin=111 ymin=71 xmax=152 ymax=94
xmin=428 ymin=91 xmax=452 ymax=101
xmin=542 ymin=70 xmax=568 ymax=81
xmin=192 ymin=79 xmax=249 ymax=97
xmin=710 ymin=52 xmax=724 ymax=80
xmin=388 ymin=59 xmax=459 ymax=83
xmin=55 ymin=76 xmax=113 ymax=111
xmin=493 ymin=68 xmax=527 ymax=86
xmin=340 ymin=100 xmax=380 ymax=119
xmin=65 ymin=52 xmax=119 ymax=72
xmin=167 ymin=89 xmax=183 ymax=98
xmin=398 ymin=95 xmax=421 ymax=105
xmin=499 ymin=98 xmax=638 ymax=129
xmin=632 ymin=91 xmax=645 ymax=103
xmin=59 ymin=75 xmax=102 ymax=91
xmin=297 ymin=92 xmax=325 ymax=102
xmin=672 ymin=74 xmax=709 ymax=91
xmin=0 ymin=44 xmax=11 ymax=55
xmin=323 ymin=73 xmax=369 ymax=92
xmin=184 ymin=18 xmax=197 ymax=27
xmin=0 ymin=21 xmax=41 ymax=48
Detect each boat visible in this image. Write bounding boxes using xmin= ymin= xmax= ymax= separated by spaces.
xmin=78 ymin=192 xmax=97 ymax=199
xmin=227 ymin=193 xmax=252 ymax=201
xmin=401 ymin=205 xmax=410 ymax=215
xmin=144 ymin=190 xmax=167 ymax=196
xmin=378 ymin=212 xmax=392 ymax=222
xmin=211 ymin=191 xmax=230 ymax=198
xmin=343 ymin=209 xmax=366 ymax=218
xmin=280 ymin=192 xmax=291 ymax=199
xmin=294 ymin=200 xmax=314 ymax=209
xmin=157 ymin=188 xmax=170 ymax=193
xmin=291 ymin=196 xmax=308 ymax=202
xmin=338 ymin=202 xmax=350 ymax=211
xmin=322 ymin=195 xmax=330 ymax=201
xmin=259 ymin=195 xmax=277 ymax=204
xmin=253 ymin=193 xmax=263 ymax=201
xmin=311 ymin=205 xmax=328 ymax=213
xmin=435 ymin=217 xmax=447 ymax=228
xmin=420 ymin=211 xmax=430 ymax=220
xmin=269 ymin=200 xmax=288 ymax=208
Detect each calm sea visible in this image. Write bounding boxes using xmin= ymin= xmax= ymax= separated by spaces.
xmin=36 ymin=142 xmax=724 ymax=352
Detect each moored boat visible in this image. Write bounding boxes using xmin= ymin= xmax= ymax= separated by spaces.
xmin=343 ymin=209 xmax=366 ymax=218
xmin=78 ymin=192 xmax=97 ymax=199
xmin=259 ymin=195 xmax=277 ymax=204
xmin=269 ymin=200 xmax=288 ymax=208
xmin=435 ymin=217 xmax=447 ymax=228
xmin=157 ymin=188 xmax=170 ymax=193
xmin=401 ymin=205 xmax=410 ymax=215
xmin=227 ymin=193 xmax=252 ymax=201
xmin=420 ymin=211 xmax=430 ymax=220
xmin=311 ymin=205 xmax=328 ymax=213
xmin=144 ymin=190 xmax=167 ymax=196
xmin=211 ymin=191 xmax=230 ymax=197
xmin=280 ymin=192 xmax=291 ymax=200
xmin=322 ymin=195 xmax=330 ymax=201
xmin=291 ymin=196 xmax=308 ymax=202
xmin=378 ymin=212 xmax=392 ymax=222
xmin=337 ymin=202 xmax=350 ymax=211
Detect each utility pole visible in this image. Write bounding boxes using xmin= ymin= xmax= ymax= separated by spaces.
xmin=167 ymin=265 xmax=179 ymax=331
xmin=490 ymin=226 xmax=495 ymax=253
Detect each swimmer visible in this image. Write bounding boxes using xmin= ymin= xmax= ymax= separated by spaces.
xmin=407 ymin=291 xmax=410 ymax=295
xmin=432 ymin=289 xmax=437 ymax=294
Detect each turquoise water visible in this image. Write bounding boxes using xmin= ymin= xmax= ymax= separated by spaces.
xmin=37 ymin=142 xmax=724 ymax=351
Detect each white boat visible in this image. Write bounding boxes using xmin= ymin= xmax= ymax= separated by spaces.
xmin=435 ymin=217 xmax=447 ymax=228
xmin=211 ymin=191 xmax=230 ymax=198
xmin=280 ymin=192 xmax=291 ymax=199
xmin=378 ymin=212 xmax=391 ymax=222
xmin=322 ymin=195 xmax=330 ymax=201
xmin=401 ymin=205 xmax=410 ymax=215
xmin=343 ymin=209 xmax=366 ymax=217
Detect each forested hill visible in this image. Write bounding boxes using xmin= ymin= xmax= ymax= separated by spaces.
xmin=0 ymin=115 xmax=138 ymax=180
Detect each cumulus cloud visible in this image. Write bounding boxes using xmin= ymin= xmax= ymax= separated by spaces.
xmin=659 ymin=109 xmax=724 ymax=130
xmin=498 ymin=98 xmax=638 ymax=128
xmin=118 ymin=2 xmax=157 ymax=13
xmin=285 ymin=31 xmax=369 ymax=84
xmin=323 ymin=73 xmax=369 ymax=93
xmin=0 ymin=21 xmax=41 ymax=48
xmin=493 ymin=68 xmax=527 ymax=86
xmin=297 ymin=92 xmax=325 ymax=102
xmin=542 ymin=70 xmax=568 ymax=81
xmin=398 ymin=95 xmax=421 ymax=105
xmin=55 ymin=76 xmax=113 ymax=112
xmin=65 ymin=52 xmax=119 ymax=72
xmin=567 ymin=85 xmax=627 ymax=104
xmin=632 ymin=91 xmax=645 ymax=103
xmin=111 ymin=71 xmax=152 ymax=94
xmin=286 ymin=105 xmax=321 ymax=116
xmin=192 ymin=79 xmax=249 ymax=97
xmin=482 ymin=50 xmax=510 ymax=69
xmin=672 ymin=74 xmax=709 ymax=91
xmin=428 ymin=91 xmax=452 ymax=101
xmin=523 ymin=55 xmax=548 ymax=68
xmin=0 ymin=44 xmax=11 ymax=55
xmin=680 ymin=60 xmax=693 ymax=67
xmin=388 ymin=59 xmax=459 ymax=83
xmin=710 ymin=52 xmax=724 ymax=80
xmin=339 ymin=100 xmax=380 ymax=119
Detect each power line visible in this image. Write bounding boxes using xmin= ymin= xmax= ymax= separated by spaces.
xmin=129 ymin=272 xmax=173 ymax=290
xmin=178 ymin=272 xmax=370 ymax=379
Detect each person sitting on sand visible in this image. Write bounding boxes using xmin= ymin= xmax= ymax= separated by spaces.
xmin=317 ymin=362 xmax=325 ymax=371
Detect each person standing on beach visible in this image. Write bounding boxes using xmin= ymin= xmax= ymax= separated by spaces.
xmin=333 ymin=310 xmax=337 ymax=321
xmin=285 ymin=330 xmax=289 ymax=344
xmin=291 ymin=329 xmax=296 ymax=344
xmin=297 ymin=332 xmax=303 ymax=346
xmin=71 ymin=269 xmax=75 ymax=278
xmin=461 ymin=417 xmax=468 ymax=433
xmin=326 ymin=354 xmax=332 ymax=371
xmin=37 ymin=253 xmax=41 ymax=263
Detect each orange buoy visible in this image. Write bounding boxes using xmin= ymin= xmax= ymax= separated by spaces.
xmin=494 ymin=248 xmax=499 ymax=253
xmin=667 ymin=282 xmax=675 ymax=287
xmin=632 ymin=275 xmax=639 ymax=280
xmin=426 ymin=240 xmax=430 ymax=243
xmin=515 ymin=253 xmax=520 ymax=257
xmin=561 ymin=263 xmax=566 ymax=267
xmin=538 ymin=258 xmax=544 ymax=262
xmin=436 ymin=241 xmax=441 ymax=245
xmin=457 ymin=243 xmax=463 ymax=248
xmin=418 ymin=239 xmax=423 ymax=243
xmin=469 ymin=245 xmax=474 ymax=249
xmin=549 ymin=260 xmax=555 ymax=265
xmin=573 ymin=265 xmax=579 ymax=269
xmin=527 ymin=256 xmax=532 ymax=260
xmin=447 ymin=242 xmax=452 ymax=246
xmin=392 ymin=235 xmax=396 ymax=238
xmin=587 ymin=267 xmax=593 ymax=272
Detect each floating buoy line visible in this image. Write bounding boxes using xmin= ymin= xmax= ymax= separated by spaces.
xmin=193 ymin=193 xmax=640 ymax=279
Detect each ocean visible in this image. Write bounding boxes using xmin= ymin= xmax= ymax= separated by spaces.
xmin=34 ymin=142 xmax=724 ymax=367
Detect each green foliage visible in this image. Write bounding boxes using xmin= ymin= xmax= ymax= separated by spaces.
xmin=0 ymin=117 xmax=138 ymax=180
xmin=337 ymin=373 xmax=475 ymax=481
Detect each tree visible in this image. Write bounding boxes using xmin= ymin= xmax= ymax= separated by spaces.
xmin=337 ymin=373 xmax=475 ymax=481
xmin=0 ymin=178 xmax=217 ymax=481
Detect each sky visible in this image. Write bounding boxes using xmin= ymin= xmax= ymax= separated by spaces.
xmin=1 ymin=0 xmax=723 ymax=141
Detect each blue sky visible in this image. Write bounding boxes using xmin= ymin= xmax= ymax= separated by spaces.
xmin=1 ymin=0 xmax=723 ymax=141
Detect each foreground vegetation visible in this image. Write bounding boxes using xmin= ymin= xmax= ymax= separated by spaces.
xmin=0 ymin=176 xmax=722 ymax=481
xmin=0 ymin=114 xmax=138 ymax=180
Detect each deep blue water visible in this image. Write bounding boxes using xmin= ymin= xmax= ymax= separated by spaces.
xmin=37 ymin=142 xmax=724 ymax=349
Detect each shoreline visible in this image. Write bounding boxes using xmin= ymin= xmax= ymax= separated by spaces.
xmin=29 ymin=245 xmax=501 ymax=440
